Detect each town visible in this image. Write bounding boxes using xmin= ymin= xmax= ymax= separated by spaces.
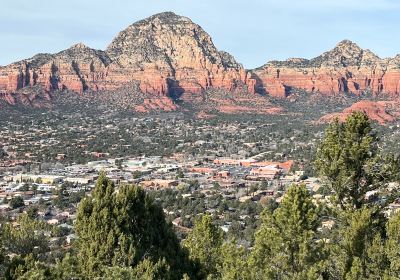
xmin=1 ymin=98 xmax=400 ymax=249
xmin=2 ymin=146 xmax=400 ymax=248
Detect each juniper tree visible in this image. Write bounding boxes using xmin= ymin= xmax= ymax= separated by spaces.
xmin=2 ymin=214 xmax=49 ymax=258
xmin=326 ymin=207 xmax=387 ymax=279
xmin=219 ymin=241 xmax=250 ymax=280
xmin=75 ymin=173 xmax=193 ymax=279
xmin=183 ymin=214 xmax=224 ymax=279
xmin=386 ymin=211 xmax=400 ymax=278
xmin=249 ymin=184 xmax=327 ymax=280
xmin=316 ymin=111 xmax=399 ymax=210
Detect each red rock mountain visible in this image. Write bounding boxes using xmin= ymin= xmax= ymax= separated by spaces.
xmin=1 ymin=12 xmax=400 ymax=107
xmin=252 ymin=40 xmax=400 ymax=97
xmin=0 ymin=12 xmax=254 ymax=105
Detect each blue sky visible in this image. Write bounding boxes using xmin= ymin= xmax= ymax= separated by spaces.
xmin=1 ymin=0 xmax=399 ymax=68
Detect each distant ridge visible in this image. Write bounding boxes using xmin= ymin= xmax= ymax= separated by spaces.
xmin=0 ymin=12 xmax=400 ymax=108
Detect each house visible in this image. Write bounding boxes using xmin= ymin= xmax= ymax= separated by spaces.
xmin=215 ymin=171 xmax=231 ymax=179
xmin=250 ymin=160 xmax=294 ymax=174
xmin=10 ymin=174 xmax=63 ymax=184
xmin=248 ymin=165 xmax=281 ymax=180
xmin=187 ymin=167 xmax=216 ymax=175
xmin=139 ymin=179 xmax=179 ymax=189
xmin=64 ymin=176 xmax=95 ymax=185
xmin=56 ymin=154 xmax=66 ymax=160
xmin=213 ymin=158 xmax=256 ymax=167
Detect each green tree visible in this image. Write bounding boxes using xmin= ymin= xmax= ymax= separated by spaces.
xmin=9 ymin=197 xmax=24 ymax=209
xmin=386 ymin=211 xmax=400 ymax=278
xmin=0 ymin=219 xmax=7 ymax=278
xmin=315 ymin=112 xmax=396 ymax=210
xmin=249 ymin=184 xmax=326 ymax=280
xmin=345 ymin=257 xmax=363 ymax=280
xmin=327 ymin=207 xmax=387 ymax=279
xmin=52 ymin=253 xmax=81 ymax=280
xmin=103 ymin=258 xmax=170 ymax=280
xmin=26 ymin=207 xmax=38 ymax=219
xmin=183 ymin=214 xmax=224 ymax=279
xmin=4 ymin=254 xmax=51 ymax=280
xmin=75 ymin=173 xmax=192 ymax=279
xmin=2 ymin=214 xmax=49 ymax=258
xmin=366 ymin=234 xmax=389 ymax=279
xmin=219 ymin=241 xmax=249 ymax=280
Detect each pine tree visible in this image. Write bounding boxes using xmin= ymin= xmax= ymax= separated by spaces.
xmin=183 ymin=214 xmax=224 ymax=279
xmin=327 ymin=207 xmax=387 ymax=279
xmin=219 ymin=241 xmax=249 ymax=280
xmin=75 ymin=173 xmax=116 ymax=277
xmin=315 ymin=112 xmax=398 ymax=279
xmin=365 ymin=234 xmax=389 ymax=279
xmin=4 ymin=254 xmax=51 ymax=280
xmin=249 ymin=184 xmax=326 ymax=279
xmin=75 ymin=173 xmax=193 ymax=279
xmin=0 ymin=219 xmax=6 ymax=278
xmin=52 ymin=253 xmax=80 ymax=280
xmin=2 ymin=214 xmax=49 ymax=258
xmin=103 ymin=258 xmax=170 ymax=280
xmin=386 ymin=211 xmax=400 ymax=278
xmin=315 ymin=112 xmax=396 ymax=210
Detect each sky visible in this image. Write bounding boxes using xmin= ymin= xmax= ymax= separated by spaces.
xmin=1 ymin=0 xmax=399 ymax=69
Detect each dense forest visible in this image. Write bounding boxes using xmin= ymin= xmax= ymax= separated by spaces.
xmin=1 ymin=112 xmax=400 ymax=279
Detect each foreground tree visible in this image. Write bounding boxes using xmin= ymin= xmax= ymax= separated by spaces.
xmin=0 ymin=219 xmax=6 ymax=278
xmin=219 ymin=241 xmax=250 ymax=280
xmin=327 ymin=207 xmax=388 ymax=279
xmin=75 ymin=173 xmax=193 ymax=279
xmin=315 ymin=112 xmax=400 ymax=279
xmin=249 ymin=184 xmax=326 ymax=279
xmin=103 ymin=258 xmax=170 ymax=280
xmin=315 ymin=112 xmax=397 ymax=210
xmin=183 ymin=214 xmax=224 ymax=279
xmin=386 ymin=211 xmax=400 ymax=277
xmin=2 ymin=214 xmax=49 ymax=258
xmin=4 ymin=254 xmax=51 ymax=280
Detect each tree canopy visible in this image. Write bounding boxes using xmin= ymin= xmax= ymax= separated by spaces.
xmin=75 ymin=172 xmax=193 ymax=279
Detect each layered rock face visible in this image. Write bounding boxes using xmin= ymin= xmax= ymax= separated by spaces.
xmin=106 ymin=12 xmax=251 ymax=95
xmin=0 ymin=45 xmax=111 ymax=95
xmin=2 ymin=12 xmax=400 ymax=109
xmin=251 ymin=40 xmax=400 ymax=97
xmin=0 ymin=12 xmax=252 ymax=105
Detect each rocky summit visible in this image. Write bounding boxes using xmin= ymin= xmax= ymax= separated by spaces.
xmin=0 ymin=12 xmax=254 ymax=107
xmin=1 ymin=12 xmax=400 ymax=109
xmin=252 ymin=40 xmax=400 ymax=98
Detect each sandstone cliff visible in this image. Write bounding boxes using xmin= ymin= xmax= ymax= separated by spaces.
xmin=0 ymin=12 xmax=253 ymax=106
xmin=251 ymin=40 xmax=400 ymax=97
xmin=2 ymin=12 xmax=400 ymax=110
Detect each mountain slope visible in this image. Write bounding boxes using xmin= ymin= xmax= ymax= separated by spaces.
xmin=251 ymin=40 xmax=400 ymax=97
xmin=1 ymin=13 xmax=400 ymax=111
xmin=0 ymin=12 xmax=254 ymax=106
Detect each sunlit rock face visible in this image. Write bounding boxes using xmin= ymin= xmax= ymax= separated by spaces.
xmin=252 ymin=40 xmax=400 ymax=97
xmin=0 ymin=12 xmax=252 ymax=106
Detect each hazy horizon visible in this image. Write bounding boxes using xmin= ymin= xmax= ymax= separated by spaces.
xmin=1 ymin=0 xmax=399 ymax=68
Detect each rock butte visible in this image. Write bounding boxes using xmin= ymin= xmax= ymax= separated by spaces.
xmin=318 ymin=100 xmax=400 ymax=125
xmin=1 ymin=12 xmax=400 ymax=107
